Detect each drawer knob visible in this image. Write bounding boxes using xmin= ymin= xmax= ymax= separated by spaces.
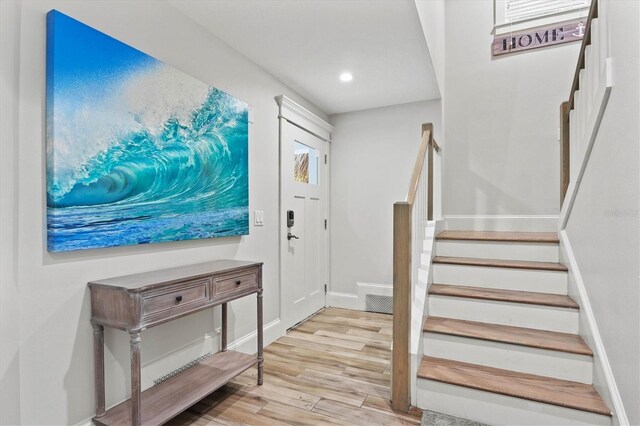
xmin=175 ymin=295 xmax=183 ymax=303
xmin=235 ymin=280 xmax=242 ymax=286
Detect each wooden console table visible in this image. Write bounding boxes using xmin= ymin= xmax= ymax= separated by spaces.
xmin=88 ymin=260 xmax=263 ymax=426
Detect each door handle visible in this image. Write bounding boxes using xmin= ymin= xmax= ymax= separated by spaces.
xmin=287 ymin=233 xmax=299 ymax=240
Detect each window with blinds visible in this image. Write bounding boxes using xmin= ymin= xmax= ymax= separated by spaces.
xmin=505 ymin=0 xmax=590 ymax=23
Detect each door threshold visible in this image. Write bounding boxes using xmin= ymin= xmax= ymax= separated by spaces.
xmin=286 ymin=308 xmax=325 ymax=332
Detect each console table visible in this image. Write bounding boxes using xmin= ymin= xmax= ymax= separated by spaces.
xmin=88 ymin=259 xmax=263 ymax=426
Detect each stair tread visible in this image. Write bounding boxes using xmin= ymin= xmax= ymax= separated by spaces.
xmin=433 ymin=256 xmax=568 ymax=271
xmin=436 ymin=230 xmax=559 ymax=243
xmin=423 ymin=316 xmax=592 ymax=355
xmin=418 ymin=356 xmax=611 ymax=416
xmin=429 ymin=284 xmax=579 ymax=309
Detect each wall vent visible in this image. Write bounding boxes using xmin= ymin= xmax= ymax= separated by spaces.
xmin=365 ymin=294 xmax=393 ymax=314
xmin=153 ymin=352 xmax=213 ymax=386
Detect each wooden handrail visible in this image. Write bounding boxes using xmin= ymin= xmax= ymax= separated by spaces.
xmin=405 ymin=123 xmax=440 ymax=204
xmin=561 ymin=0 xmax=598 ymax=203
xmin=392 ymin=122 xmax=439 ymax=413
xmin=406 ymin=126 xmax=431 ymax=204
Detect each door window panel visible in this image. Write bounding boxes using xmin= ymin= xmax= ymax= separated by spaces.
xmin=294 ymin=141 xmax=318 ymax=185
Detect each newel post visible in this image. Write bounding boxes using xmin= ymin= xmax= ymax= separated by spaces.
xmin=392 ymin=201 xmax=411 ymax=412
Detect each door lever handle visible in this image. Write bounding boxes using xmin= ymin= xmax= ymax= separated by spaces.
xmin=287 ymin=233 xmax=300 ymax=240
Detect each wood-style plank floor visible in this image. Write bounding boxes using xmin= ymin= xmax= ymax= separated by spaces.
xmin=167 ymin=308 xmax=422 ymax=426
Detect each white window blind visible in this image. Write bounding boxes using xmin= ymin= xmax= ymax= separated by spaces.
xmin=505 ymin=0 xmax=590 ymax=23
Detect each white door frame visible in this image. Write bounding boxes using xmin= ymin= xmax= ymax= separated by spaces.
xmin=275 ymin=95 xmax=333 ymax=331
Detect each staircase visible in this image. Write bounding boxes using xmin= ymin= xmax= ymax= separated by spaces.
xmin=416 ymin=230 xmax=612 ymax=425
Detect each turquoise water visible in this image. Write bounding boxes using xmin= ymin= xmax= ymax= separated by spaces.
xmin=47 ymin=88 xmax=249 ymax=252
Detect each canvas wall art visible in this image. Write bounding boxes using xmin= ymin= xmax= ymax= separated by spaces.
xmin=46 ymin=10 xmax=249 ymax=252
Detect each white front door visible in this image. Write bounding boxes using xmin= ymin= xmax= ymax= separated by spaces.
xmin=280 ymin=122 xmax=328 ymax=330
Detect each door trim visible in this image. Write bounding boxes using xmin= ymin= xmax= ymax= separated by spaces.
xmin=278 ymin=115 xmax=332 ymax=143
xmin=275 ymin=95 xmax=334 ymax=138
xmin=275 ymin=95 xmax=333 ymax=331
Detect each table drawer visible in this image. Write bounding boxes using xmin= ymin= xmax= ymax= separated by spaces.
xmin=142 ymin=279 xmax=209 ymax=319
xmin=213 ymin=270 xmax=258 ymax=299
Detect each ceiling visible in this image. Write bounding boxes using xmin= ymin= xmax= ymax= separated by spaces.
xmin=169 ymin=0 xmax=440 ymax=115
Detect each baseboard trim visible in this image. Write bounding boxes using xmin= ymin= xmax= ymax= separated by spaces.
xmin=560 ymin=230 xmax=628 ymax=425
xmin=75 ymin=319 xmax=283 ymax=426
xmin=227 ymin=318 xmax=282 ymax=354
xmin=444 ymin=215 xmax=559 ymax=232
xmin=356 ymin=282 xmax=392 ymax=311
xmin=326 ymin=291 xmax=359 ymax=310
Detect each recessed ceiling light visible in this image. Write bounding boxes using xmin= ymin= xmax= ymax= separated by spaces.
xmin=339 ymin=72 xmax=353 ymax=82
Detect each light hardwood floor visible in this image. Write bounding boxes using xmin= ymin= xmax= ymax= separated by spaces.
xmin=167 ymin=308 xmax=421 ymax=425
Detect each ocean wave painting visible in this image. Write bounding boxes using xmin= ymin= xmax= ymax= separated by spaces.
xmin=46 ymin=10 xmax=249 ymax=252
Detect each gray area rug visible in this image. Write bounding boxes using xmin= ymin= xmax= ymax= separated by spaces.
xmin=421 ymin=410 xmax=488 ymax=426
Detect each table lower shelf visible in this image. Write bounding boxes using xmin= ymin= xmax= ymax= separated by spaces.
xmin=93 ymin=350 xmax=257 ymax=426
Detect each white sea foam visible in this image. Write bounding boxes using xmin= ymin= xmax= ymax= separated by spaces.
xmin=48 ymin=63 xmax=211 ymax=197
xmin=120 ymin=64 xmax=210 ymax=136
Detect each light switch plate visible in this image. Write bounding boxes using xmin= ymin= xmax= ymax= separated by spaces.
xmin=254 ymin=210 xmax=264 ymax=226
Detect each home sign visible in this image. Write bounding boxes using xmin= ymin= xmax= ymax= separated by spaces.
xmin=493 ymin=19 xmax=586 ymax=56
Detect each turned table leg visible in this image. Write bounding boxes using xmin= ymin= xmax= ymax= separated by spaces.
xmin=92 ymin=322 xmax=105 ymax=418
xmin=257 ymin=289 xmax=263 ymax=385
xmin=130 ymin=331 xmax=142 ymax=426
xmin=221 ymin=303 xmax=227 ymax=352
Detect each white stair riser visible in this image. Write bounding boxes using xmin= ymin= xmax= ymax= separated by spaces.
xmin=428 ymin=296 xmax=579 ymax=334
xmin=433 ymin=264 xmax=567 ymax=295
xmin=435 ymin=240 xmax=559 ymax=262
xmin=423 ymin=332 xmax=593 ymax=384
xmin=417 ymin=379 xmax=611 ymax=426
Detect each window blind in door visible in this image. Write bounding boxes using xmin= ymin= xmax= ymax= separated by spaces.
xmin=505 ymin=0 xmax=590 ymax=23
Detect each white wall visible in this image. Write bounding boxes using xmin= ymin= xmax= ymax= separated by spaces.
xmin=443 ymin=0 xmax=580 ymax=218
xmin=564 ymin=1 xmax=640 ymax=424
xmin=0 ymin=1 xmax=22 ymax=424
xmin=329 ymin=100 xmax=442 ymax=297
xmin=0 ymin=1 xmax=327 ymax=424
xmin=414 ymin=0 xmax=445 ymax=96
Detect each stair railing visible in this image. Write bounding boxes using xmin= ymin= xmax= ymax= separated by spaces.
xmin=560 ymin=0 xmax=611 ymax=212
xmin=392 ymin=123 xmax=440 ymax=412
